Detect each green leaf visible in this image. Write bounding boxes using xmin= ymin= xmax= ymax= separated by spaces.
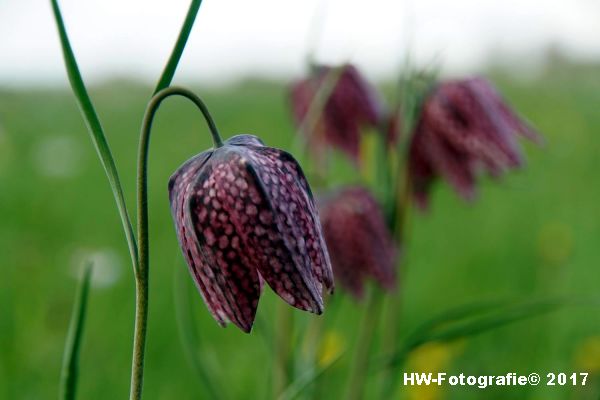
xmin=60 ymin=262 xmax=93 ymax=400
xmin=403 ymin=299 xmax=509 ymax=346
xmin=376 ymin=297 xmax=568 ymax=399
xmin=154 ymin=0 xmax=203 ymax=94
xmin=387 ymin=298 xmax=567 ymax=368
xmin=50 ymin=0 xmax=138 ymax=271
xmin=416 ymin=299 xmax=562 ymax=346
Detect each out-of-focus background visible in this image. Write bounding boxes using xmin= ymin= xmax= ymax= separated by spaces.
xmin=2 ymin=0 xmax=600 ymax=85
xmin=1 ymin=1 xmax=600 ymax=399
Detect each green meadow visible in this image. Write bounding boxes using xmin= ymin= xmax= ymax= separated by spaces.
xmin=1 ymin=63 xmax=599 ymax=399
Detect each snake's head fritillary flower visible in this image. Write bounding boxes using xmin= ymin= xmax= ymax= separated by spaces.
xmin=318 ymin=186 xmax=397 ymax=299
xmin=290 ymin=64 xmax=384 ymax=164
xmin=168 ymin=134 xmax=334 ymax=332
xmin=408 ymin=77 xmax=541 ymax=207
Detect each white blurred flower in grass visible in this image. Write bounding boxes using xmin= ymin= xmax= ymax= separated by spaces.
xmin=71 ymin=248 xmax=122 ymax=289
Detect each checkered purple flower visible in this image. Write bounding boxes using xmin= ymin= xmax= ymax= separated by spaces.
xmin=169 ymin=134 xmax=334 ymax=332
xmin=290 ymin=64 xmax=384 ymax=163
xmin=318 ymin=186 xmax=397 ymax=299
xmin=408 ymin=77 xmax=541 ymax=207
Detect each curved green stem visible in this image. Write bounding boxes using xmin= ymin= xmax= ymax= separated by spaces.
xmin=130 ymin=86 xmax=223 ymax=400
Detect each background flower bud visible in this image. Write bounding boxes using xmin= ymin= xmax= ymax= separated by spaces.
xmin=318 ymin=186 xmax=397 ymax=299
xmin=408 ymin=77 xmax=541 ymax=207
xmin=290 ymin=64 xmax=385 ymax=164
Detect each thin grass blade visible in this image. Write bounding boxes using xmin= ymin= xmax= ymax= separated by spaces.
xmin=403 ymin=299 xmax=510 ymax=346
xmin=277 ymin=350 xmax=344 ymax=400
xmin=60 ymin=262 xmax=93 ymax=400
xmin=154 ymin=0 xmax=203 ymax=94
xmin=50 ymin=0 xmax=138 ymax=271
xmin=387 ymin=298 xmax=567 ymax=368
xmin=173 ymin=265 xmax=224 ymax=400
xmin=418 ymin=299 xmax=563 ymax=346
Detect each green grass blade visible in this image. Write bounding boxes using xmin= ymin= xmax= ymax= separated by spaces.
xmin=387 ymin=298 xmax=566 ymax=368
xmin=377 ymin=298 xmax=568 ymax=398
xmin=417 ymin=299 xmax=563 ymax=346
xmin=60 ymin=262 xmax=93 ymax=400
xmin=153 ymin=0 xmax=203 ymax=94
xmin=50 ymin=0 xmax=139 ymax=271
xmin=378 ymin=300 xmax=509 ymax=372
xmin=403 ymin=299 xmax=510 ymax=346
xmin=173 ymin=266 xmax=224 ymax=400
xmin=277 ymin=351 xmax=344 ymax=400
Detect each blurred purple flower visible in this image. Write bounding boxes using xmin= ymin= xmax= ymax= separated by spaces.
xmin=318 ymin=186 xmax=397 ymax=299
xmin=169 ymin=134 xmax=333 ymax=332
xmin=386 ymin=112 xmax=403 ymax=146
xmin=408 ymin=77 xmax=541 ymax=207
xmin=290 ymin=64 xmax=384 ymax=163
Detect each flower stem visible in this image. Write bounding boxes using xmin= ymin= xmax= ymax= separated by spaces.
xmin=379 ymin=169 xmax=412 ymax=399
xmin=173 ymin=266 xmax=224 ymax=400
xmin=304 ymin=315 xmax=324 ymax=399
xmin=131 ymin=86 xmax=223 ymax=400
xmin=344 ymin=287 xmax=383 ymax=400
xmin=273 ymin=301 xmax=294 ymax=398
xmin=129 ymin=275 xmax=148 ymax=400
xmin=378 ymin=294 xmax=403 ymax=398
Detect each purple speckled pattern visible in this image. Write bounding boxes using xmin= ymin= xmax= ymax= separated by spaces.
xmin=289 ymin=64 xmax=384 ymax=163
xmin=318 ymin=186 xmax=397 ymax=299
xmin=408 ymin=77 xmax=541 ymax=208
xmin=168 ymin=134 xmax=333 ymax=332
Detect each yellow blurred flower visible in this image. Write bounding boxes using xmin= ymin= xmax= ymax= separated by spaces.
xmin=537 ymin=221 xmax=573 ymax=266
xmin=318 ymin=331 xmax=346 ymax=367
xmin=574 ymin=336 xmax=600 ymax=373
xmin=402 ymin=341 xmax=463 ymax=400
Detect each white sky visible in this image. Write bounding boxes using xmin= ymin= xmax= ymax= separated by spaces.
xmin=0 ymin=0 xmax=599 ymax=86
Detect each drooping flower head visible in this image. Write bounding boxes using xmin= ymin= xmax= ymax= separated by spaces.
xmin=408 ymin=77 xmax=541 ymax=207
xmin=290 ymin=64 xmax=384 ymax=163
xmin=318 ymin=186 xmax=397 ymax=299
xmin=169 ymin=134 xmax=334 ymax=332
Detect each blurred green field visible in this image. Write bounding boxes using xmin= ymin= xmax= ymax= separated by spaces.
xmin=1 ymin=65 xmax=600 ymax=399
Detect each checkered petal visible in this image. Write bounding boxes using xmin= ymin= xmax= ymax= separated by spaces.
xmin=168 ymin=134 xmax=333 ymax=332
